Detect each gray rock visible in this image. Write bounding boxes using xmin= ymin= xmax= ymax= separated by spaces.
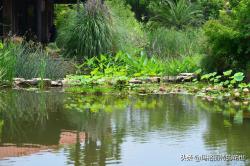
xmin=51 ymin=80 xmax=63 ymax=87
xmin=25 ymin=79 xmax=39 ymax=86
xmin=13 ymin=78 xmax=26 ymax=87
xmin=243 ymin=88 xmax=249 ymax=93
xmin=32 ymin=78 xmax=52 ymax=87
xmin=129 ymin=79 xmax=143 ymax=84
xmin=62 ymin=79 xmax=70 ymax=87
xmin=13 ymin=78 xmax=25 ymax=82
xmin=177 ymin=73 xmax=197 ymax=82
xmin=162 ymin=76 xmax=178 ymax=83
xmin=179 ymin=73 xmax=196 ymax=77
xmin=145 ymin=77 xmax=161 ymax=83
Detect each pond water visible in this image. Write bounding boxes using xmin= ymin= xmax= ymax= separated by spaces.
xmin=0 ymin=89 xmax=249 ymax=166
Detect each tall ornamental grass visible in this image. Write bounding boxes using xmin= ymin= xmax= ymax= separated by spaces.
xmin=106 ymin=0 xmax=147 ymax=55
xmin=57 ymin=0 xmax=113 ymax=59
xmin=147 ymin=28 xmax=205 ymax=59
xmin=0 ymin=41 xmax=73 ymax=81
xmin=0 ymin=42 xmax=16 ymax=82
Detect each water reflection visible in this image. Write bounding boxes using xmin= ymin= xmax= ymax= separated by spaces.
xmin=0 ymin=90 xmax=249 ymax=165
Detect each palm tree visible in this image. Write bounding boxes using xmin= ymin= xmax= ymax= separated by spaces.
xmin=150 ymin=0 xmax=202 ymax=29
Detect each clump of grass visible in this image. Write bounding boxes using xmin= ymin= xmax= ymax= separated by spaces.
xmin=14 ymin=42 xmax=72 ymax=79
xmin=106 ymin=0 xmax=147 ymax=54
xmin=0 ymin=42 xmax=17 ymax=82
xmin=146 ymin=28 xmax=205 ymax=59
xmin=58 ymin=0 xmax=113 ymax=59
xmin=0 ymin=41 xmax=74 ymax=81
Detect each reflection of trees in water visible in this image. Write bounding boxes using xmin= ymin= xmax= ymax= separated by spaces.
xmin=203 ymin=113 xmax=250 ymax=163
xmin=0 ymin=90 xmax=51 ymax=144
xmin=0 ymin=91 xmax=201 ymax=165
xmin=63 ymin=94 xmax=201 ymax=165
xmin=196 ymin=99 xmax=250 ymax=162
xmin=1 ymin=90 xmax=250 ymax=165
xmin=122 ymin=95 xmax=200 ymax=139
xmin=62 ymin=107 xmax=124 ymax=166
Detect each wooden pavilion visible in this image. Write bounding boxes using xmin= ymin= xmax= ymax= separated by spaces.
xmin=0 ymin=0 xmax=80 ymax=42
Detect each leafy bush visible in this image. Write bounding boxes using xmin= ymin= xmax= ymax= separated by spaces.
xmin=106 ymin=0 xmax=147 ymax=54
xmin=163 ymin=54 xmax=202 ymax=75
xmin=54 ymin=4 xmax=76 ymax=31
xmin=58 ymin=0 xmax=113 ymax=59
xmin=146 ymin=27 xmax=205 ymax=58
xmin=149 ymin=0 xmax=203 ymax=29
xmin=202 ymin=0 xmax=250 ymax=72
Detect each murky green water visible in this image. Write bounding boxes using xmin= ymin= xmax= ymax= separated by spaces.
xmin=0 ymin=89 xmax=249 ymax=166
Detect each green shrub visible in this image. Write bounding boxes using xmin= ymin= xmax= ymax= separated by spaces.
xmin=54 ymin=4 xmax=76 ymax=30
xmin=58 ymin=0 xmax=113 ymax=59
xmin=199 ymin=0 xmax=224 ymax=20
xmin=146 ymin=28 xmax=205 ymax=59
xmin=106 ymin=0 xmax=147 ymax=54
xmin=202 ymin=0 xmax=250 ymax=72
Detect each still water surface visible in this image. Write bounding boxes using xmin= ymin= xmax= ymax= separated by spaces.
xmin=0 ymin=90 xmax=249 ymax=166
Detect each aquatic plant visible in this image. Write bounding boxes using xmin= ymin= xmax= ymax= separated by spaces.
xmin=163 ymin=54 xmax=202 ymax=75
xmin=66 ymin=51 xmax=166 ymax=86
xmin=201 ymin=70 xmax=250 ymax=88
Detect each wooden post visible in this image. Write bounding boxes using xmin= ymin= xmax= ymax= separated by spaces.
xmin=37 ymin=0 xmax=42 ymax=41
xmin=2 ymin=0 xmax=13 ymax=36
xmin=77 ymin=0 xmax=80 ymax=13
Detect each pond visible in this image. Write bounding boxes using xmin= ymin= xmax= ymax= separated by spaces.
xmin=0 ymin=89 xmax=249 ymax=166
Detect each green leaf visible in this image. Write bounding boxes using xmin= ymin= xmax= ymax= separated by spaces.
xmin=223 ymin=70 xmax=233 ymax=76
xmin=224 ymin=80 xmax=230 ymax=85
xmin=211 ymin=72 xmax=217 ymax=77
xmin=230 ymin=79 xmax=236 ymax=84
xmin=194 ymin=69 xmax=202 ymax=75
xmin=216 ymin=75 xmax=222 ymax=79
xmin=233 ymin=72 xmax=245 ymax=82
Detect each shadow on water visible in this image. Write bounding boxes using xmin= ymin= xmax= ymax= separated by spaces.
xmin=0 ymin=90 xmax=249 ymax=165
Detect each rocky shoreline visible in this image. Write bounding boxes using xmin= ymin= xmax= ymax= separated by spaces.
xmin=13 ymin=73 xmax=197 ymax=88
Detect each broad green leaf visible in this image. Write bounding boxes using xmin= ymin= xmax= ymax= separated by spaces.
xmin=223 ymin=70 xmax=233 ymax=76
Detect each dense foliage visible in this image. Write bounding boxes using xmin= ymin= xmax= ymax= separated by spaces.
xmin=202 ymin=0 xmax=250 ymax=72
xmin=106 ymin=0 xmax=147 ymax=54
xmin=149 ymin=0 xmax=202 ymax=29
xmin=0 ymin=0 xmax=249 ymax=85
xmin=199 ymin=0 xmax=224 ymax=20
